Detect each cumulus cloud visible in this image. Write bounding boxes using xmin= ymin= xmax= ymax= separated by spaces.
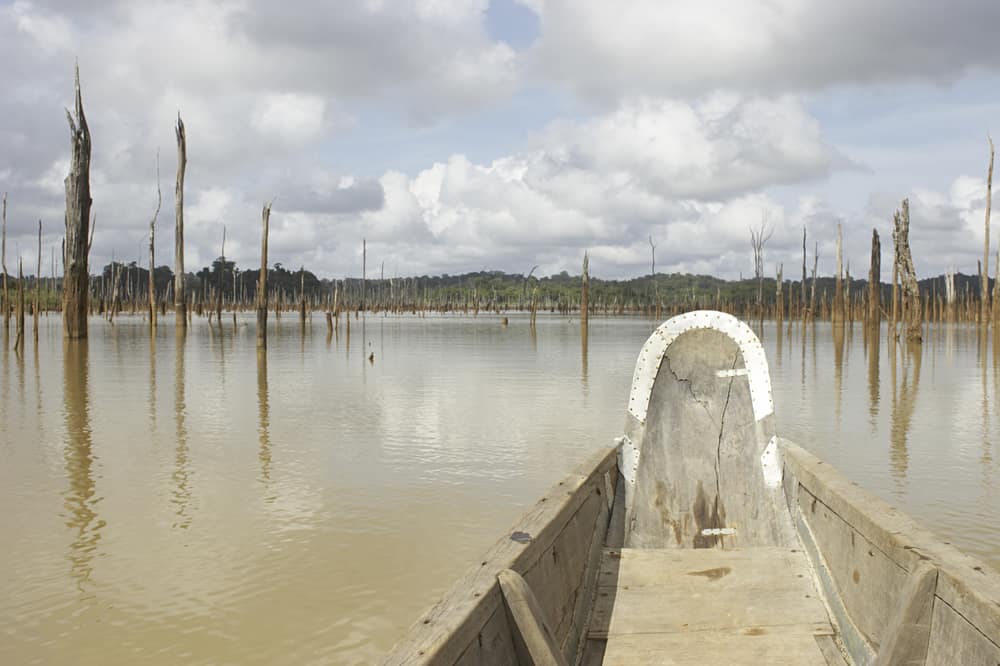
xmin=0 ymin=0 xmax=516 ymax=274
xmin=350 ymin=94 xmax=846 ymax=277
xmin=0 ymin=1 xmax=996 ymax=282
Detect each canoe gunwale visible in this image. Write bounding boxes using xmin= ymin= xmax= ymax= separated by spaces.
xmin=382 ymin=445 xmax=620 ymax=665
xmin=780 ymin=438 xmax=1000 ymax=663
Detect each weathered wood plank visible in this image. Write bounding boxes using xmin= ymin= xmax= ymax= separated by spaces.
xmin=599 ymin=629 xmax=830 ymax=665
xmin=874 ymin=561 xmax=937 ymax=665
xmin=605 ymin=472 xmax=626 ymax=549
xmin=794 ymin=483 xmax=908 ymax=649
xmin=813 ymin=635 xmax=848 ymax=665
xmin=578 ymin=639 xmax=607 ymax=666
xmin=925 ymin=597 xmax=1000 ymax=666
xmin=383 ymin=446 xmax=618 ymax=665
xmin=781 ymin=439 xmax=1000 ymax=662
xmin=596 ymin=546 xmax=815 ymax=589
xmin=498 ymin=569 xmax=567 ymax=666
xmin=560 ymin=471 xmax=614 ymax=660
xmin=628 ymin=329 xmax=794 ymax=550
xmin=452 ymin=602 xmax=519 ymax=666
xmin=589 ymin=547 xmax=832 ymax=639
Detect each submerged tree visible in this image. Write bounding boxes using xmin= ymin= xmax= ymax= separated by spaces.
xmin=893 ymin=199 xmax=921 ymax=343
xmin=174 ymin=113 xmax=187 ymax=329
xmin=63 ymin=64 xmax=93 ymax=340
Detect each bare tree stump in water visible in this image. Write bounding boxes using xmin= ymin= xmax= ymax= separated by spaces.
xmin=983 ymin=135 xmax=994 ymax=326
xmin=174 ymin=114 xmax=187 ymax=330
xmin=809 ymin=243 xmax=819 ymax=321
xmin=299 ymin=266 xmax=306 ymax=329
xmin=256 ymin=201 xmax=272 ymax=349
xmin=834 ymin=222 xmax=844 ymax=325
xmin=63 ymin=64 xmax=93 ymax=340
xmin=15 ymin=258 xmax=25 ymax=353
xmin=581 ymin=251 xmax=589 ymax=332
xmin=149 ymin=154 xmax=162 ymax=331
xmin=2 ymin=193 xmax=8 ymax=337
xmin=893 ymin=199 xmax=921 ymax=343
xmin=800 ymin=226 xmax=807 ymax=322
xmin=868 ymin=229 xmax=881 ymax=326
xmin=34 ymin=220 xmax=41 ymax=344
xmin=775 ymin=263 xmax=783 ymax=324
xmin=216 ymin=227 xmax=226 ymax=327
xmin=993 ymin=248 xmax=1000 ymax=326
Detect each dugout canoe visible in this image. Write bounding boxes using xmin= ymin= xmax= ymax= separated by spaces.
xmin=385 ymin=310 xmax=1000 ymax=665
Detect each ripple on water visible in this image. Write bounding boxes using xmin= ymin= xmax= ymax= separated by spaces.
xmin=2 ymin=316 xmax=999 ymax=663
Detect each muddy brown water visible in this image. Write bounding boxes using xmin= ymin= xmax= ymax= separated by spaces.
xmin=1 ymin=315 xmax=997 ymax=664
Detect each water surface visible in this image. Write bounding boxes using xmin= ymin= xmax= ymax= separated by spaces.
xmin=1 ymin=314 xmax=997 ymax=664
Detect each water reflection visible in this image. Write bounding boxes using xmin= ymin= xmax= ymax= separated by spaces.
xmin=833 ymin=322 xmax=845 ymax=422
xmin=172 ymin=330 xmax=192 ymax=529
xmin=257 ymin=350 xmax=272 ymax=486
xmin=4 ymin=316 xmax=1000 ymax=664
xmin=34 ymin=341 xmax=43 ymax=427
xmin=61 ymin=341 xmax=104 ymax=591
xmin=149 ymin=334 xmax=157 ymax=430
xmin=774 ymin=323 xmax=783 ymax=369
xmin=889 ymin=341 xmax=922 ymax=484
xmin=866 ymin=324 xmax=881 ymax=427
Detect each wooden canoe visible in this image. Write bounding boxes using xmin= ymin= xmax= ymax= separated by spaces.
xmin=384 ymin=311 xmax=1000 ymax=665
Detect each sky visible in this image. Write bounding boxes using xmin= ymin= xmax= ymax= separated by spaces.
xmin=2 ymin=0 xmax=1000 ymax=281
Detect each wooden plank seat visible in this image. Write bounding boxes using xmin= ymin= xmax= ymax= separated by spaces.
xmin=586 ymin=547 xmax=842 ymax=665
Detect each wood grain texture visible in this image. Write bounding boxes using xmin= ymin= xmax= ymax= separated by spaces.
xmin=63 ymin=64 xmax=92 ymax=339
xmin=498 ymin=569 xmax=567 ymax=666
xmin=781 ymin=440 xmax=1000 ymax=664
xmin=627 ymin=328 xmax=794 ymax=550
xmin=589 ymin=547 xmax=833 ymax=664
xmin=925 ymin=597 xmax=1000 ymax=666
xmin=599 ymin=631 xmax=831 ymax=666
xmin=874 ymin=561 xmax=937 ymax=665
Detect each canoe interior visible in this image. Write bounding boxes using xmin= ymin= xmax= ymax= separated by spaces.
xmin=384 ymin=311 xmax=1000 ymax=664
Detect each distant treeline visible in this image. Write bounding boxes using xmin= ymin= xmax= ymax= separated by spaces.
xmin=4 ymin=261 xmax=989 ymax=314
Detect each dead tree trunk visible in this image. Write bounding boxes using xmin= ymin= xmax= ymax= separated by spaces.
xmin=809 ymin=243 xmax=819 ymax=320
xmin=2 ymin=193 xmax=8 ymax=336
xmin=893 ymin=199 xmax=921 ymax=342
xmin=216 ymin=227 xmax=225 ymax=325
xmin=993 ymin=249 xmax=1000 ymax=326
xmin=801 ymin=226 xmax=807 ymax=321
xmin=63 ymin=64 xmax=93 ymax=339
xmin=581 ymin=251 xmax=589 ymax=331
xmin=750 ymin=215 xmax=772 ymax=325
xmin=256 ymin=202 xmax=272 ymax=349
xmin=299 ymin=266 xmax=306 ymax=328
xmin=361 ymin=238 xmax=366 ymax=313
xmin=649 ymin=236 xmax=660 ymax=318
xmin=983 ymin=135 xmax=994 ymax=326
xmin=174 ymin=114 xmax=187 ymax=330
xmin=14 ymin=258 xmax=25 ymax=353
xmin=34 ymin=220 xmax=41 ymax=343
xmin=530 ymin=287 xmax=538 ymax=329
xmin=149 ymin=155 xmax=161 ymax=330
xmin=868 ymin=229 xmax=881 ymax=326
xmin=834 ymin=222 xmax=844 ymax=325
xmin=775 ymin=263 xmax=784 ymax=324
xmin=945 ymin=270 xmax=956 ymax=321
xmin=892 ymin=252 xmax=900 ymax=332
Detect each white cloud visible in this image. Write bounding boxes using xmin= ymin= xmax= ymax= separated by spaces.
xmin=1 ymin=0 xmax=998 ymax=284
xmin=343 ymin=94 xmax=845 ymax=277
xmin=251 ymin=94 xmax=327 ymax=145
xmin=524 ymin=0 xmax=1000 ymax=101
